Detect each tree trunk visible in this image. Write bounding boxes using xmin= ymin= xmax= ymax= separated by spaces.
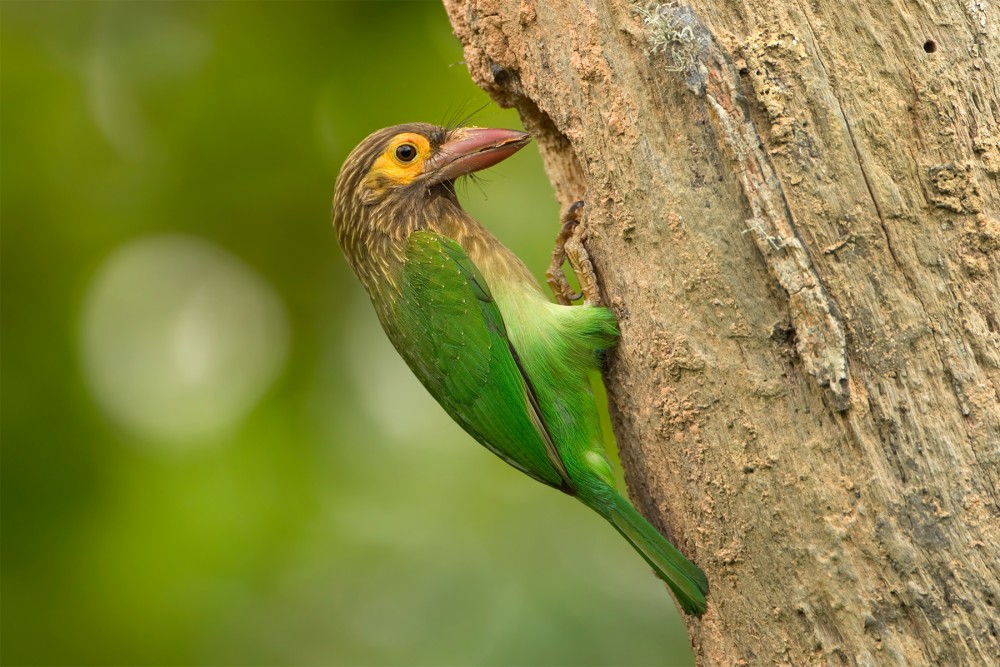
xmin=443 ymin=0 xmax=999 ymax=664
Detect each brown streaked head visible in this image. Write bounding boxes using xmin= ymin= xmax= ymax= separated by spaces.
xmin=332 ymin=123 xmax=530 ymax=260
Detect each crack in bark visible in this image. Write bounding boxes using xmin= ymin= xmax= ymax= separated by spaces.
xmin=798 ymin=5 xmax=984 ymax=426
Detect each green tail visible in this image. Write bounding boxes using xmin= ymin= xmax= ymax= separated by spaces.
xmin=607 ymin=492 xmax=709 ymax=616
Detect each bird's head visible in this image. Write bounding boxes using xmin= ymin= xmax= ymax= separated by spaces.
xmin=332 ymin=123 xmax=530 ymax=250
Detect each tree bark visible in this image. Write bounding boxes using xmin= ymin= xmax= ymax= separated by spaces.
xmin=443 ymin=0 xmax=999 ymax=664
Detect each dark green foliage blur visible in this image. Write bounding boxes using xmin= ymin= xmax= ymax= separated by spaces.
xmin=1 ymin=2 xmax=694 ymax=665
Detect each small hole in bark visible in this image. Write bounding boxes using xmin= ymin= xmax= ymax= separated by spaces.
xmin=923 ymin=40 xmax=937 ymax=53
xmin=770 ymin=321 xmax=797 ymax=349
xmin=490 ymin=62 xmax=511 ymax=86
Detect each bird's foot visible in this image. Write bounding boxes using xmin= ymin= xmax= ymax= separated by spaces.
xmin=546 ymin=201 xmax=604 ymax=306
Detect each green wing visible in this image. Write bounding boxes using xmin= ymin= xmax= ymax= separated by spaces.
xmin=390 ymin=231 xmax=571 ymax=491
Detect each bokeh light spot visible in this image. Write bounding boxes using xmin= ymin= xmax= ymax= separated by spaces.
xmin=80 ymin=235 xmax=289 ymax=448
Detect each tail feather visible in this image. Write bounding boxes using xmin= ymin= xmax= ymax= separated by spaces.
xmin=607 ymin=492 xmax=709 ymax=616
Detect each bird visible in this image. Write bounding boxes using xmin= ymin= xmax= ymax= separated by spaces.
xmin=331 ymin=123 xmax=709 ymax=615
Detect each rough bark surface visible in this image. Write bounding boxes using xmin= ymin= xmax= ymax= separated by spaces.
xmin=443 ymin=0 xmax=1000 ymax=664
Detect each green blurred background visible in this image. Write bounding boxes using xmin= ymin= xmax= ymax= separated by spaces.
xmin=1 ymin=2 xmax=693 ymax=665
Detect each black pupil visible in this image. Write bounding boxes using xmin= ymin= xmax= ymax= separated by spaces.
xmin=396 ymin=144 xmax=416 ymax=162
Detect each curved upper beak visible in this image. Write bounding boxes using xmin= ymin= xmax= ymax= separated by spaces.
xmin=423 ymin=127 xmax=531 ymax=185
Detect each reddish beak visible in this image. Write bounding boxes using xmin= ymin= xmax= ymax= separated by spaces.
xmin=423 ymin=127 xmax=531 ymax=184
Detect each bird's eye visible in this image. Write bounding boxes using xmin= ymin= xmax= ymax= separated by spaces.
xmin=395 ymin=144 xmax=418 ymax=163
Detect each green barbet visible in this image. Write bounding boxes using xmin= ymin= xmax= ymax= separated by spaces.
xmin=332 ymin=123 xmax=709 ymax=615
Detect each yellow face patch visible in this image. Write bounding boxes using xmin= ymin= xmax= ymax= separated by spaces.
xmin=362 ymin=132 xmax=432 ymax=195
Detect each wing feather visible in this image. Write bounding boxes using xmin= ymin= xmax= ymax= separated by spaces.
xmin=391 ymin=231 xmax=572 ymax=491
